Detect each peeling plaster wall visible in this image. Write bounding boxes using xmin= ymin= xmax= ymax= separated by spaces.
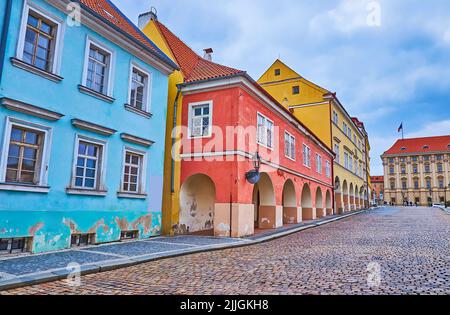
xmin=0 ymin=211 xmax=162 ymax=253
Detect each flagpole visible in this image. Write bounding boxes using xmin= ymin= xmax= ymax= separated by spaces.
xmin=402 ymin=123 xmax=404 ymax=140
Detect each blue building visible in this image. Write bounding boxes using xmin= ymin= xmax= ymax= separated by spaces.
xmin=0 ymin=0 xmax=177 ymax=254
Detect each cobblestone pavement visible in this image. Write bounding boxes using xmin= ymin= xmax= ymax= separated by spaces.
xmin=3 ymin=207 xmax=450 ymax=295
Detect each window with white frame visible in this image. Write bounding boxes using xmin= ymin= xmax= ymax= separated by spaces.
xmin=303 ymin=144 xmax=311 ymax=167
xmin=189 ymin=102 xmax=212 ymax=138
xmin=82 ymin=37 xmax=114 ymax=96
xmin=257 ymin=113 xmax=274 ymax=148
xmin=1 ymin=118 xmax=52 ymax=188
xmin=16 ymin=4 xmax=64 ymax=74
xmin=344 ymin=152 xmax=349 ymax=169
xmin=334 ymin=144 xmax=340 ymax=164
xmin=121 ymin=149 xmax=146 ymax=194
xmin=333 ymin=111 xmax=338 ymax=125
xmin=129 ymin=64 xmax=151 ymax=112
xmin=349 ymin=155 xmax=353 ymax=172
xmin=284 ymin=131 xmax=295 ymax=160
xmin=326 ymin=160 xmax=331 ymax=178
xmin=343 ymin=122 xmax=348 ymax=135
xmin=316 ymin=154 xmax=322 ymax=174
xmin=72 ymin=137 xmax=105 ymax=190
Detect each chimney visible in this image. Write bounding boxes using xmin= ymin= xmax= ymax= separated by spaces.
xmin=138 ymin=7 xmax=158 ymax=30
xmin=203 ymin=48 xmax=213 ymax=61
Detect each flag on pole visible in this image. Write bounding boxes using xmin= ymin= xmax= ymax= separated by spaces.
xmin=398 ymin=123 xmax=403 ymax=133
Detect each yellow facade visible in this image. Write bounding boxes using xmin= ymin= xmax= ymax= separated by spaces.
xmin=258 ymin=59 xmax=370 ymax=212
xmin=141 ymin=21 xmax=184 ymax=235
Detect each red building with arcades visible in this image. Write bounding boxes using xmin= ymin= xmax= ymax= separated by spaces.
xmin=156 ymin=20 xmax=335 ymax=238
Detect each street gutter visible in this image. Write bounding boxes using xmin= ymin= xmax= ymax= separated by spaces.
xmin=0 ymin=208 xmax=374 ymax=291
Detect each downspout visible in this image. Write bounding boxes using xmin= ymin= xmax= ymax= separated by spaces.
xmin=171 ymin=87 xmax=181 ymax=193
xmin=0 ymin=0 xmax=13 ymax=86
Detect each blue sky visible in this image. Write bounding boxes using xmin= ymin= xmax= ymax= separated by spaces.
xmin=112 ymin=0 xmax=450 ymax=175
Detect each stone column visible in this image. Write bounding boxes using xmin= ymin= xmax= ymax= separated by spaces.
xmin=283 ymin=206 xmax=302 ymax=224
xmin=259 ymin=205 xmax=283 ymax=229
xmin=335 ymin=193 xmax=343 ymax=214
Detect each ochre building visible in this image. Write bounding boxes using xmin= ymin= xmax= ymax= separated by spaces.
xmin=382 ymin=135 xmax=450 ymax=206
xmin=258 ymin=60 xmax=371 ymax=212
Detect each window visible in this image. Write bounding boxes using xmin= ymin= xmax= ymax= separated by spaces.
xmin=389 ymin=158 xmax=394 ymax=163
xmin=325 ymin=161 xmax=331 ymax=178
xmin=400 ymin=157 xmax=405 ymax=162
xmin=121 ymin=149 xmax=146 ymax=195
xmin=390 ymin=180 xmax=395 ymax=190
xmin=284 ymin=132 xmax=295 ymax=160
xmin=436 ymin=155 xmax=443 ymax=161
xmin=1 ymin=118 xmax=52 ymax=189
xmin=82 ymin=37 xmax=114 ymax=96
xmin=0 ymin=237 xmax=31 ymax=255
xmin=274 ymin=69 xmax=281 ymax=76
xmin=353 ymin=135 xmax=356 ymax=144
xmin=5 ymin=126 xmax=43 ymax=185
xmin=16 ymin=4 xmax=64 ymax=75
xmin=413 ymin=164 xmax=418 ymax=174
xmin=70 ymin=136 xmax=106 ymax=192
xmin=129 ymin=65 xmax=151 ymax=112
xmin=344 ymin=152 xmax=349 ymax=169
xmin=424 ymin=164 xmax=430 ymax=173
xmin=121 ymin=230 xmax=138 ymax=240
xmin=414 ymin=179 xmax=419 ymax=189
xmin=349 ymin=156 xmax=353 ymax=172
xmin=348 ymin=128 xmax=352 ymax=139
xmin=333 ymin=111 xmax=338 ymax=125
xmin=424 ymin=156 xmax=430 ymax=161
xmin=389 ymin=166 xmax=395 ymax=175
xmin=401 ymin=165 xmax=406 ymax=174
xmin=189 ymin=102 xmax=212 ymax=138
xmin=316 ymin=154 xmax=322 ymax=174
xmin=292 ymin=86 xmax=300 ymax=95
xmin=257 ymin=113 xmax=274 ymax=148
xmin=426 ymin=178 xmax=431 ymax=189
xmin=71 ymin=234 xmax=95 ymax=247
xmin=334 ymin=144 xmax=340 ymax=163
xmin=438 ymin=178 xmax=444 ymax=189
xmin=412 ymin=156 xmax=418 ymax=162
xmin=303 ymin=144 xmax=311 ymax=168
xmin=343 ymin=122 xmax=348 ymax=135
xmin=437 ymin=163 xmax=443 ymax=173
xmin=401 ymin=179 xmax=407 ymax=190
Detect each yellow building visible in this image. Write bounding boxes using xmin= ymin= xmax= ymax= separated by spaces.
xmin=138 ymin=11 xmax=184 ymax=235
xmin=258 ymin=59 xmax=370 ymax=212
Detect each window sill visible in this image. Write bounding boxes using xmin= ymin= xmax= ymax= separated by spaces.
xmin=117 ymin=192 xmax=147 ymax=199
xmin=0 ymin=182 xmax=50 ymax=193
xmin=124 ymin=104 xmax=152 ymax=119
xmin=78 ymin=85 xmax=115 ymax=103
xmin=66 ymin=187 xmax=107 ymax=197
xmin=11 ymin=58 xmax=63 ymax=83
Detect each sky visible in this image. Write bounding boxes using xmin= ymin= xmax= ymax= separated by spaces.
xmin=112 ymin=0 xmax=450 ymax=175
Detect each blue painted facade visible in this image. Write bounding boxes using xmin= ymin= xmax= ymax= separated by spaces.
xmin=0 ymin=0 xmax=176 ymax=253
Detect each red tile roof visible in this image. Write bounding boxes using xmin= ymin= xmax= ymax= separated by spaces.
xmin=78 ymin=0 xmax=176 ymax=69
xmin=383 ymin=135 xmax=450 ymax=155
xmin=154 ymin=20 xmax=244 ymax=83
xmin=370 ymin=176 xmax=384 ymax=183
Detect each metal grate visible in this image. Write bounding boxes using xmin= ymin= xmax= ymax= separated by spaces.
xmin=0 ymin=237 xmax=31 ymax=255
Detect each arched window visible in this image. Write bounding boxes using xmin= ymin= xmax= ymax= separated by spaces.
xmin=390 ymin=179 xmax=395 ymax=190
xmin=401 ymin=178 xmax=407 ymax=190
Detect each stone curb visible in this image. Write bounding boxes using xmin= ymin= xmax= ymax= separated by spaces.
xmin=0 ymin=208 xmax=372 ymax=291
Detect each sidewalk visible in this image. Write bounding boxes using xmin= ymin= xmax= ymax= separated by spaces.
xmin=0 ymin=208 xmax=372 ymax=291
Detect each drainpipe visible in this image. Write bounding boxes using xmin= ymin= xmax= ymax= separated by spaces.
xmin=0 ymin=0 xmax=12 ymax=86
xmin=171 ymin=87 xmax=181 ymax=193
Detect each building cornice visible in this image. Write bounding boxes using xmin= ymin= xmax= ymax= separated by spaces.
xmin=71 ymin=119 xmax=117 ymax=136
xmin=120 ymin=133 xmax=155 ymax=147
xmin=1 ymin=97 xmax=64 ymax=121
xmin=45 ymin=0 xmax=177 ymax=75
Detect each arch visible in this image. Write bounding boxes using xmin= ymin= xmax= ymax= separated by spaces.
xmin=282 ymin=179 xmax=298 ymax=224
xmin=355 ymin=185 xmax=359 ymax=210
xmin=179 ymin=174 xmax=216 ymax=235
xmin=253 ymin=172 xmax=277 ymax=229
xmin=301 ymin=183 xmax=314 ymax=220
xmin=325 ymin=190 xmax=333 ymax=215
xmin=349 ymin=183 xmax=355 ymax=211
xmin=342 ymin=180 xmax=349 ymax=212
xmin=315 ymin=187 xmax=324 ymax=218
xmin=334 ymin=176 xmax=343 ymax=214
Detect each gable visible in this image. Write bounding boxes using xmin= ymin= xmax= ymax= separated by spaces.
xmin=258 ymin=59 xmax=301 ymax=84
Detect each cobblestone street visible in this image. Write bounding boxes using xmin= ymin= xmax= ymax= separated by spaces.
xmin=3 ymin=207 xmax=450 ymax=295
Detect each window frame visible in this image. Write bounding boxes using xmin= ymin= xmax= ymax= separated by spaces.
xmin=119 ymin=147 xmax=147 ymax=196
xmin=302 ymin=144 xmax=311 ymax=168
xmin=0 ymin=116 xmax=52 ymax=190
xmin=69 ymin=134 xmax=107 ymax=192
xmin=256 ymin=112 xmax=274 ymax=150
xmin=127 ymin=61 xmax=152 ymax=114
xmin=316 ymin=153 xmax=322 ymax=174
xmin=325 ymin=160 xmax=331 ymax=178
xmin=16 ymin=1 xmax=65 ymax=75
xmin=188 ymin=101 xmax=213 ymax=139
xmin=284 ymin=131 xmax=296 ymax=161
xmin=292 ymin=85 xmax=300 ymax=95
xmin=81 ymin=36 xmax=115 ymax=97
